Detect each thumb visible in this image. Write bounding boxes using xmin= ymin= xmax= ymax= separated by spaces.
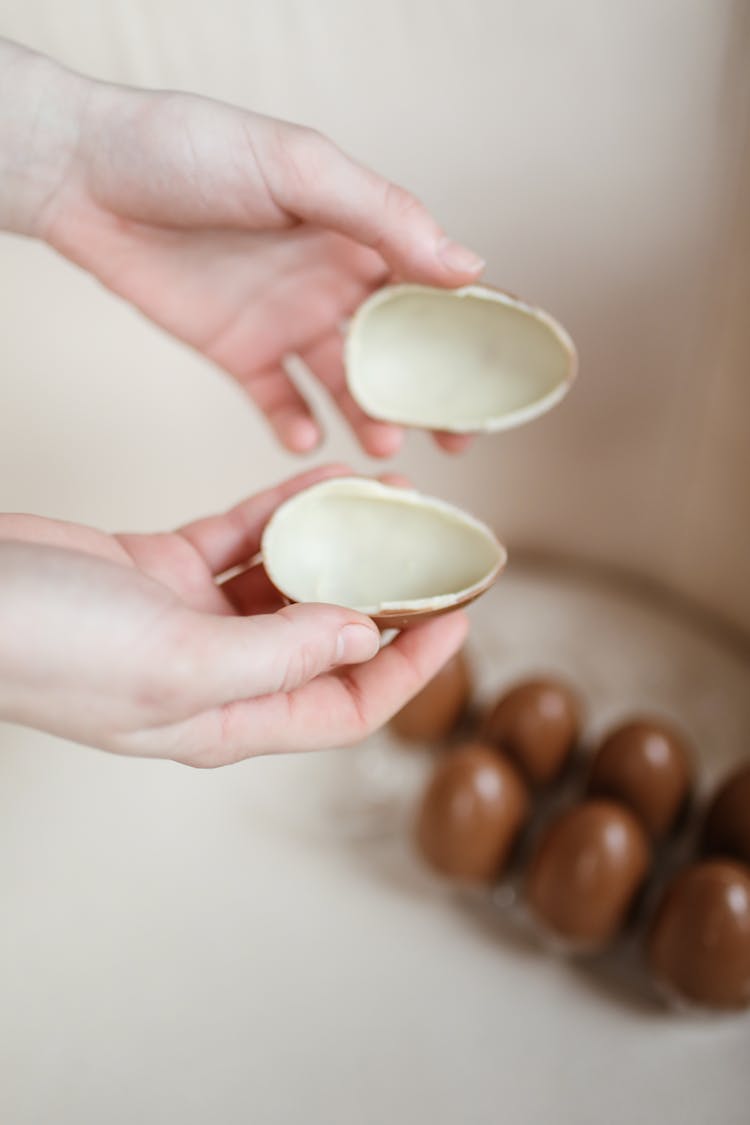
xmin=256 ymin=119 xmax=486 ymax=285
xmin=180 ymin=603 xmax=381 ymax=707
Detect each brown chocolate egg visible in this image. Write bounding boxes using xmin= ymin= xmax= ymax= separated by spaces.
xmin=416 ymin=743 xmax=530 ymax=882
xmin=701 ymin=763 xmax=750 ymax=867
xmin=525 ymin=800 xmax=651 ymax=951
xmin=587 ymin=719 xmax=693 ymax=840
xmin=390 ymin=651 xmax=471 ymax=742
xmin=646 ymin=860 xmax=750 ymax=1010
xmin=483 ymin=678 xmax=580 ymax=786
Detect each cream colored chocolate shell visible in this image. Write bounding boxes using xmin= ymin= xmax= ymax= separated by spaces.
xmin=261 ymin=477 xmax=506 ymax=628
xmin=345 ymin=284 xmax=576 ymax=433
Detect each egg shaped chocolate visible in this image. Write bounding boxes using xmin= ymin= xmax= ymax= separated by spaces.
xmin=587 ymin=719 xmax=693 ymax=841
xmin=262 ymin=477 xmax=506 ymax=629
xmin=416 ymin=743 xmax=530 ymax=882
xmin=525 ymin=800 xmax=651 ymax=951
xmin=701 ymin=763 xmax=750 ymax=867
xmin=646 ymin=860 xmax=750 ymax=1010
xmin=390 ymin=651 xmax=471 ymax=743
xmin=345 ymin=284 xmax=577 ymax=433
xmin=483 ymin=678 xmax=580 ymax=787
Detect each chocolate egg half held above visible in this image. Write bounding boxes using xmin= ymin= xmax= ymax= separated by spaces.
xmin=345 ymin=284 xmax=577 ymax=433
xmin=646 ymin=860 xmax=750 ymax=1011
xmin=261 ymin=478 xmax=506 ymax=628
xmin=525 ymin=799 xmax=651 ymax=952
xmin=416 ymin=743 xmax=530 ymax=883
xmin=701 ymin=762 xmax=750 ymax=867
xmin=390 ymin=650 xmax=472 ymax=743
xmin=587 ymin=719 xmax=693 ymax=841
xmin=483 ymin=678 xmax=581 ymax=787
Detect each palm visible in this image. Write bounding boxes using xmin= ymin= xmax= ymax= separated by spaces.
xmin=109 ymin=225 xmax=381 ymax=372
xmin=0 ymin=472 xmax=468 ymax=764
xmin=0 ymin=493 xmax=289 ymax=627
xmin=1 ymin=512 xmax=226 ymax=613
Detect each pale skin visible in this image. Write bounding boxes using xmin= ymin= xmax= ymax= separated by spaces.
xmin=0 ymin=39 xmax=481 ymax=764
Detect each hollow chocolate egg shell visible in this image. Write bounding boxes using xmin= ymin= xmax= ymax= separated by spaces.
xmin=390 ymin=650 xmax=471 ymax=743
xmin=261 ymin=477 xmax=506 ymax=628
xmin=646 ymin=860 xmax=750 ymax=1011
xmin=483 ymin=678 xmax=581 ymax=787
xmin=345 ymin=284 xmax=577 ymax=433
xmin=524 ymin=799 xmax=651 ymax=952
xmin=416 ymin=743 xmax=530 ymax=883
xmin=587 ymin=719 xmax=693 ymax=841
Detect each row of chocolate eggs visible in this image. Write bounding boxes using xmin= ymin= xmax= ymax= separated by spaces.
xmin=390 ymin=657 xmax=750 ymax=1011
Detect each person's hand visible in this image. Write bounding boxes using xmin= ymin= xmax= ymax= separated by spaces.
xmin=0 ymin=39 xmax=483 ymax=457
xmin=0 ymin=466 xmax=468 ymax=764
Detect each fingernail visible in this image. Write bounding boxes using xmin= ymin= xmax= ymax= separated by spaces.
xmin=437 ymin=237 xmax=485 ymax=275
xmin=288 ymin=417 xmax=321 ymax=454
xmin=336 ymin=623 xmax=380 ymax=664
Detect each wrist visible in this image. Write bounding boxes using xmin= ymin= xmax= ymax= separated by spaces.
xmin=0 ymin=39 xmax=92 ymax=239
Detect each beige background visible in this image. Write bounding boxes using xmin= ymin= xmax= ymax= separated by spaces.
xmin=1 ymin=2 xmax=749 ymax=1123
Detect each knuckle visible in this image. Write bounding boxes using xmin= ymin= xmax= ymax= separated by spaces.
xmin=337 ymin=668 xmax=374 ymax=738
xmin=142 ymin=616 xmax=202 ymax=716
xmin=272 ymin=606 xmax=340 ymax=693
xmin=276 ymin=637 xmax=325 ymax=693
xmin=383 ymin=181 xmax=423 ymax=223
xmin=295 ymin=123 xmax=325 ymax=147
xmin=279 ymin=124 xmax=329 ymax=187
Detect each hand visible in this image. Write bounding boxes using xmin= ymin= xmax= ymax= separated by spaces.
xmin=0 ymin=466 xmax=468 ymax=765
xmin=0 ymin=39 xmax=482 ymax=456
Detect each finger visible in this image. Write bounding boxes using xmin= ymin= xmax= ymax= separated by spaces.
xmin=302 ymin=610 xmax=469 ymax=741
xmin=173 ymin=602 xmax=381 ymax=712
xmin=433 ymin=432 xmax=475 ymax=455
xmin=238 ymin=363 xmax=321 ymax=453
xmin=178 ymin=463 xmax=352 ymax=575
xmin=377 ymin=472 xmax=412 ymax=488
xmin=301 ymin=332 xmax=405 ymax=458
xmin=170 ymin=610 xmax=469 ymax=765
xmin=220 ymin=563 xmax=287 ymax=616
xmin=259 ymin=122 xmax=485 ymax=286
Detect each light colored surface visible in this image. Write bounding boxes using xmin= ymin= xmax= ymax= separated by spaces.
xmin=345 ymin=285 xmax=575 ymax=431
xmin=262 ymin=477 xmax=504 ymax=613
xmin=2 ymin=567 xmax=749 ymax=1125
